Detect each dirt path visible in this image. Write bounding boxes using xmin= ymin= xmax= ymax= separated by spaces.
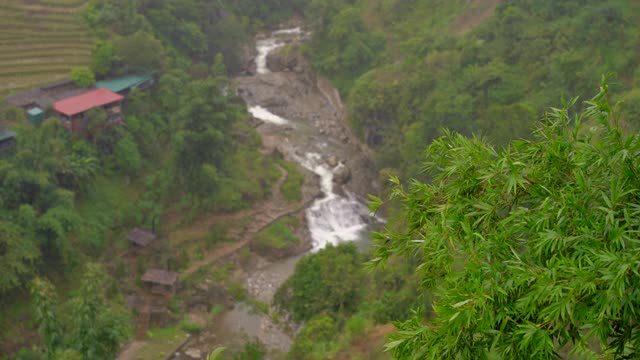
xmin=181 ymin=163 xmax=313 ymax=276
xmin=117 ymin=164 xmax=310 ymax=360
xmin=116 ymin=341 xmax=145 ymax=360
xmin=452 ymin=0 xmax=503 ymax=34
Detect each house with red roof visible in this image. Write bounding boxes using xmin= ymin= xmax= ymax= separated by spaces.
xmin=52 ymin=88 xmax=124 ymax=134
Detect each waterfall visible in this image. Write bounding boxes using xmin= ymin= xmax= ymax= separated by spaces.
xmin=250 ymin=28 xmax=373 ymax=251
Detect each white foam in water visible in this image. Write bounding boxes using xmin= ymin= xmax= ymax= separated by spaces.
xmin=256 ymin=28 xmax=303 ymax=74
xmin=256 ymin=38 xmax=284 ymax=74
xmin=248 ymin=106 xmax=289 ymax=125
xmin=252 ymin=29 xmax=372 ymax=251
xmin=273 ymin=27 xmax=302 ymax=35
xmin=295 ymin=153 xmax=371 ymax=250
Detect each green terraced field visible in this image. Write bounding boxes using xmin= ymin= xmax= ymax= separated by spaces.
xmin=0 ymin=0 xmax=92 ymax=97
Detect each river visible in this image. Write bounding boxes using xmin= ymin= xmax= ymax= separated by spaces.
xmin=248 ymin=27 xmax=375 ymax=251
xmin=174 ymin=27 xmax=379 ymax=359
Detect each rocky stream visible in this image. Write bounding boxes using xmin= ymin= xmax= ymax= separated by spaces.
xmin=169 ymin=25 xmax=380 ymax=359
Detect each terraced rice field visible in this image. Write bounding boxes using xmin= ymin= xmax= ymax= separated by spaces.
xmin=0 ymin=0 xmax=92 ymax=98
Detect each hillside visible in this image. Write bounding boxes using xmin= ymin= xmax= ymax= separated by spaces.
xmin=0 ymin=0 xmax=91 ymax=98
xmin=304 ymin=0 xmax=640 ymax=178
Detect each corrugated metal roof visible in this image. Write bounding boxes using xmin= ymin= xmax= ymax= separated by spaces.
xmin=53 ymin=88 xmax=124 ymax=117
xmin=96 ymin=73 xmax=153 ymax=93
xmin=0 ymin=130 xmax=16 ymax=142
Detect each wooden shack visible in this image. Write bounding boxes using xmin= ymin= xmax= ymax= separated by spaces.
xmin=5 ymin=79 xmax=88 ymax=111
xmin=141 ymin=269 xmax=180 ymax=296
xmin=126 ymin=227 xmax=158 ymax=251
xmin=0 ymin=130 xmax=16 ymax=153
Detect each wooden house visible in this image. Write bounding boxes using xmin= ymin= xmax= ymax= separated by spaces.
xmin=52 ymin=88 xmax=124 ymax=134
xmin=126 ymin=227 xmax=158 ymax=253
xmin=141 ymin=269 xmax=180 ymax=296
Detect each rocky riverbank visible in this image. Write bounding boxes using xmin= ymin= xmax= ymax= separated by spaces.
xmin=161 ymin=25 xmax=380 ymax=360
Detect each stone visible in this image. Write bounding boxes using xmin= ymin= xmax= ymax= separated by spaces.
xmin=266 ymin=47 xmax=300 ymax=72
xmin=326 ymin=155 xmax=339 ymax=168
xmin=185 ymin=348 xmax=202 ymax=359
xmin=333 ymin=164 xmax=351 ymax=184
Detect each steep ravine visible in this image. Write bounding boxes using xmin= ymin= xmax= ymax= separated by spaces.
xmin=169 ymin=27 xmax=380 ymax=359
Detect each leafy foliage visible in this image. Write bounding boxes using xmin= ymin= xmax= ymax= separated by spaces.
xmin=31 ymin=264 xmax=131 ymax=359
xmin=113 ymin=31 xmax=165 ymax=72
xmin=308 ymin=0 xmax=640 ymax=179
xmin=91 ymin=40 xmax=115 ymax=77
xmin=0 ymin=221 xmax=39 ymax=293
xmin=373 ymin=83 xmax=640 ymax=358
xmin=254 ymin=216 xmax=301 ymax=254
xmin=69 ymin=67 xmax=95 ymax=88
xmin=275 ymin=243 xmax=364 ymax=321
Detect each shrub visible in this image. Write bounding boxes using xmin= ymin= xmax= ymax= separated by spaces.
xmin=209 ymin=304 xmax=224 ymax=316
xmin=279 ymin=161 xmax=304 ymax=203
xmin=254 ymin=216 xmax=300 ymax=253
xmin=70 ymin=67 xmax=95 ymax=88
xmin=180 ymin=320 xmax=203 ymax=334
xmin=275 ymin=244 xmax=364 ymax=321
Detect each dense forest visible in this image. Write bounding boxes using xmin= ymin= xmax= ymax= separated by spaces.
xmin=2 ymin=0 xmax=640 ymax=359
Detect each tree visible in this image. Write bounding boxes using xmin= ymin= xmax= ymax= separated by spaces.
xmin=0 ymin=221 xmax=39 ymax=294
xmin=68 ymin=264 xmax=131 ymax=359
xmin=211 ymin=53 xmax=227 ymax=79
xmin=31 ymin=264 xmax=131 ymax=360
xmin=113 ymin=133 xmax=141 ymax=174
xmin=172 ymin=77 xmax=241 ymax=197
xmin=275 ymin=243 xmax=364 ymax=321
xmin=114 ymin=31 xmax=165 ymax=71
xmin=70 ymin=67 xmax=95 ymax=88
xmin=91 ymin=40 xmax=114 ymax=77
xmin=372 ymin=82 xmax=640 ymax=358
xmin=31 ymin=278 xmax=63 ymax=359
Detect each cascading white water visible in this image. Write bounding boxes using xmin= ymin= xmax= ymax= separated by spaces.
xmin=294 ymin=153 xmax=370 ymax=250
xmin=255 ymin=38 xmax=284 ymax=74
xmin=248 ymin=105 xmax=289 ymax=125
xmin=273 ymin=27 xmax=302 ymax=35
xmin=250 ymin=28 xmax=373 ymax=251
xmin=255 ymin=27 xmax=304 ymax=75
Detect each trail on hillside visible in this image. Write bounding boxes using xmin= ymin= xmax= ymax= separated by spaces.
xmin=181 ymin=165 xmax=314 ymax=276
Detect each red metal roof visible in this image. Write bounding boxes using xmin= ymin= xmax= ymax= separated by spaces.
xmin=53 ymin=88 xmax=124 ymax=116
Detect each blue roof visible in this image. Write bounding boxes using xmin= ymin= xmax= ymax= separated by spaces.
xmin=96 ymin=74 xmax=153 ymax=93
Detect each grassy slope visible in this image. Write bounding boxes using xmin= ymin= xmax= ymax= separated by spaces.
xmin=0 ymin=0 xmax=92 ymax=98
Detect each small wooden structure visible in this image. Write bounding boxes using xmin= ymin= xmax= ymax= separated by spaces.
xmin=0 ymin=130 xmax=16 ymax=153
xmin=5 ymin=79 xmax=88 ymax=110
xmin=141 ymin=269 xmax=180 ymax=296
xmin=126 ymin=227 xmax=158 ymax=250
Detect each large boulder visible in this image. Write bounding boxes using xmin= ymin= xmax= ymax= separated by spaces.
xmin=333 ymin=163 xmax=351 ymax=184
xmin=266 ymin=45 xmax=301 ymax=72
xmin=326 ymin=155 xmax=339 ymax=168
